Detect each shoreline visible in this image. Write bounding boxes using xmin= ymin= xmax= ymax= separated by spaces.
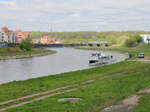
xmin=0 ymin=49 xmax=56 ymax=60
xmin=76 ymin=45 xmax=150 ymax=59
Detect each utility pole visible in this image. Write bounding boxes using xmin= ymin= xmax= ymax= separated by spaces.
xmin=50 ymin=24 xmax=53 ymax=32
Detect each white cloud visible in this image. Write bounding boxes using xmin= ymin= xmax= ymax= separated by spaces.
xmin=69 ymin=13 xmax=81 ymax=18
xmin=0 ymin=0 xmax=150 ymax=31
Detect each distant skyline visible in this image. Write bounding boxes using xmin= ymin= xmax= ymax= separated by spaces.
xmin=1 ymin=0 xmax=150 ymax=32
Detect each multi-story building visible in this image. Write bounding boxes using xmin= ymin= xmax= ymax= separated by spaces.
xmin=0 ymin=27 xmax=31 ymax=44
xmin=0 ymin=27 xmax=17 ymax=43
xmin=15 ymin=30 xmax=31 ymax=43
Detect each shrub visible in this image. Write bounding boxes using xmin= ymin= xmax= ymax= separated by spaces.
xmin=19 ymin=38 xmax=33 ymax=51
xmin=124 ymin=35 xmax=142 ymax=47
xmin=125 ymin=38 xmax=136 ymax=47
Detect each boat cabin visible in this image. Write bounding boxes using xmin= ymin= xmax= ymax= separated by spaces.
xmin=89 ymin=52 xmax=112 ymax=65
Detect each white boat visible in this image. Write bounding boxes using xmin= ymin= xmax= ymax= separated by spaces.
xmin=89 ymin=52 xmax=112 ymax=66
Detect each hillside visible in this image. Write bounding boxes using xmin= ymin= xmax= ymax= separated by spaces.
xmin=31 ymin=31 xmax=150 ymax=44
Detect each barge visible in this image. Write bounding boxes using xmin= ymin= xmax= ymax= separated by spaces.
xmin=89 ymin=52 xmax=113 ymax=66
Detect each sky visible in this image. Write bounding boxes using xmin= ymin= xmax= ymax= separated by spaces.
xmin=0 ymin=0 xmax=150 ymax=32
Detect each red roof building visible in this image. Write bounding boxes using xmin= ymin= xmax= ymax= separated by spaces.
xmin=40 ymin=36 xmax=62 ymax=44
xmin=15 ymin=30 xmax=31 ymax=43
xmin=49 ymin=37 xmax=61 ymax=43
xmin=0 ymin=27 xmax=17 ymax=43
xmin=40 ymin=36 xmax=49 ymax=44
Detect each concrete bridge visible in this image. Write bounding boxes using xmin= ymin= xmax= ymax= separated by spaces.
xmin=34 ymin=43 xmax=87 ymax=48
xmin=7 ymin=43 xmax=87 ymax=48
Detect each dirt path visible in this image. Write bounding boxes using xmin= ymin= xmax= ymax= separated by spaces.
xmin=136 ymin=59 xmax=150 ymax=63
xmin=0 ymin=72 xmax=141 ymax=112
xmin=101 ymin=88 xmax=150 ymax=112
xmin=0 ymin=79 xmax=95 ymax=106
xmin=0 ymin=88 xmax=78 ymax=111
xmin=129 ymin=58 xmax=150 ymax=63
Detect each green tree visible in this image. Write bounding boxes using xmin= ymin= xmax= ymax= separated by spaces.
xmin=19 ymin=38 xmax=33 ymax=51
xmin=135 ymin=35 xmax=143 ymax=43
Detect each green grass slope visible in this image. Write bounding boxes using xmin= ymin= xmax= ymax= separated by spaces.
xmin=1 ymin=62 xmax=150 ymax=112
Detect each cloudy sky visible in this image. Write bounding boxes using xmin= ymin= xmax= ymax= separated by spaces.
xmin=0 ymin=0 xmax=150 ymax=31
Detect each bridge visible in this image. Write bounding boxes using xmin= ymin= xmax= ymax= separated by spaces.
xmin=34 ymin=43 xmax=87 ymax=48
xmin=6 ymin=43 xmax=87 ymax=48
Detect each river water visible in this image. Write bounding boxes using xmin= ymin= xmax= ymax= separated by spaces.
xmin=0 ymin=48 xmax=128 ymax=84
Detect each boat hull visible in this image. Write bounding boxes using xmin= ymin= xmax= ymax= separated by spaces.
xmin=89 ymin=62 xmax=108 ymax=66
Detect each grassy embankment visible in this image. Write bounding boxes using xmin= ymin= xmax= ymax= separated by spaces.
xmin=134 ymin=94 xmax=150 ymax=112
xmin=77 ymin=44 xmax=150 ymax=59
xmin=0 ymin=44 xmax=149 ymax=112
xmin=76 ymin=44 xmax=150 ymax=112
xmin=0 ymin=62 xmax=150 ymax=112
xmin=0 ymin=47 xmax=56 ymax=59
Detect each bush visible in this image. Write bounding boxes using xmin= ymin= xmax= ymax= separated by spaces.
xmin=124 ymin=35 xmax=142 ymax=47
xmin=19 ymin=38 xmax=33 ymax=51
xmin=125 ymin=38 xmax=136 ymax=47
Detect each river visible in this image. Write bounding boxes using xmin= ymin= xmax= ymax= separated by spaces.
xmin=0 ymin=48 xmax=128 ymax=84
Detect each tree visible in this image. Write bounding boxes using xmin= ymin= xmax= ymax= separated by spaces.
xmin=19 ymin=38 xmax=33 ymax=51
xmin=135 ymin=35 xmax=143 ymax=43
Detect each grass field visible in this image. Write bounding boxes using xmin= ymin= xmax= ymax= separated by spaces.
xmin=0 ymin=44 xmax=149 ymax=112
xmin=0 ymin=61 xmax=150 ymax=112
xmin=134 ymin=94 xmax=150 ymax=112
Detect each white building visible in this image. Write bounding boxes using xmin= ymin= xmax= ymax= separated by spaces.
xmin=140 ymin=34 xmax=150 ymax=44
xmin=0 ymin=27 xmax=17 ymax=43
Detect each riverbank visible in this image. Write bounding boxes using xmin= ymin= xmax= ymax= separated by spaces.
xmin=76 ymin=44 xmax=150 ymax=59
xmin=0 ymin=45 xmax=149 ymax=112
xmin=0 ymin=48 xmax=56 ymax=60
xmin=0 ymin=62 xmax=149 ymax=112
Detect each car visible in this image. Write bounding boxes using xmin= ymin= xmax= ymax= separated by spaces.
xmin=138 ymin=53 xmax=145 ymax=58
xmin=0 ymin=42 xmax=8 ymax=48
